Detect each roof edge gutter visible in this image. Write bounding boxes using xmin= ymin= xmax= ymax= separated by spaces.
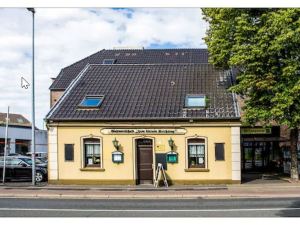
xmin=46 ymin=64 xmax=91 ymax=120
xmin=47 ymin=117 xmax=241 ymax=123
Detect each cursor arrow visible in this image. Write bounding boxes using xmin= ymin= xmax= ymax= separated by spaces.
xmin=21 ymin=77 xmax=30 ymax=89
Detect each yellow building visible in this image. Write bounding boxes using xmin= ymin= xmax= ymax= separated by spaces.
xmin=46 ymin=49 xmax=241 ymax=185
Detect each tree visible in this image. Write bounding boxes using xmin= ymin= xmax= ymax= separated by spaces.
xmin=202 ymin=8 xmax=300 ymax=180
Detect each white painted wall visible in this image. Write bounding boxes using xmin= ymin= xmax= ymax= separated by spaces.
xmin=48 ymin=126 xmax=58 ymax=180
xmin=231 ymin=127 xmax=241 ymax=181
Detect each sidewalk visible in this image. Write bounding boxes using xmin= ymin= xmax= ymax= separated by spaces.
xmin=0 ymin=181 xmax=300 ymax=199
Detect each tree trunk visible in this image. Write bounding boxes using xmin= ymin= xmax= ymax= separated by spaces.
xmin=290 ymin=128 xmax=299 ymax=180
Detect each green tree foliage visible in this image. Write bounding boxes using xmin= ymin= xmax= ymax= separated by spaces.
xmin=202 ymin=8 xmax=300 ymax=180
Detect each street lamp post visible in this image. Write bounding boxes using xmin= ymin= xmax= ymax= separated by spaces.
xmin=2 ymin=106 xmax=10 ymax=184
xmin=27 ymin=7 xmax=36 ymax=186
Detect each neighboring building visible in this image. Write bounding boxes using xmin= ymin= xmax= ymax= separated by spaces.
xmin=237 ymin=95 xmax=299 ymax=174
xmin=46 ymin=49 xmax=241 ymax=185
xmin=0 ymin=112 xmax=47 ymax=156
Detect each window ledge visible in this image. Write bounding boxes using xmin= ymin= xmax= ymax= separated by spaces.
xmin=185 ymin=168 xmax=209 ymax=172
xmin=80 ymin=168 xmax=105 ymax=172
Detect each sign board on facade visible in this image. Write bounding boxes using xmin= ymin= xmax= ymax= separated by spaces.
xmin=241 ymin=127 xmax=272 ymax=135
xmin=156 ymin=144 xmax=165 ymax=151
xmin=101 ymin=128 xmax=187 ymax=135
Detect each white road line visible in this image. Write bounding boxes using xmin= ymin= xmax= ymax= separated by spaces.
xmin=0 ymin=207 xmax=299 ymax=212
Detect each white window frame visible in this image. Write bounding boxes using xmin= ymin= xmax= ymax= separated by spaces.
xmin=185 ymin=94 xmax=206 ymax=108
xmin=80 ymin=135 xmax=103 ymax=169
xmin=185 ymin=136 xmax=208 ymax=169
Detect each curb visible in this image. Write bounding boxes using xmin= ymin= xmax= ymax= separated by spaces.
xmin=1 ymin=193 xmax=300 ymax=200
xmin=0 ymin=186 xmax=228 ymax=191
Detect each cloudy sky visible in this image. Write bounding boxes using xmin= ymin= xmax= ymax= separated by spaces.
xmin=0 ymin=8 xmax=208 ymax=129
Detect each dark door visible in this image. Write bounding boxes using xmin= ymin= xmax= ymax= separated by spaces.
xmin=242 ymin=141 xmax=272 ymax=172
xmin=136 ymin=139 xmax=153 ymax=184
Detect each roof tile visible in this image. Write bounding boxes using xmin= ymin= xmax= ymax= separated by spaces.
xmin=47 ymin=64 xmax=239 ymax=121
xmin=50 ymin=49 xmax=209 ymax=90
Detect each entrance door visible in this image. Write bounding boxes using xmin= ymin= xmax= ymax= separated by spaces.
xmin=242 ymin=141 xmax=271 ymax=172
xmin=136 ymin=139 xmax=153 ymax=184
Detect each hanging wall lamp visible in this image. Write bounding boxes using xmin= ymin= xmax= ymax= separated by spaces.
xmin=112 ymin=138 xmax=124 ymax=163
xmin=166 ymin=137 xmax=178 ymax=163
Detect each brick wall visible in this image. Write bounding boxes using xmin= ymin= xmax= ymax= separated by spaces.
xmin=50 ymin=91 xmax=64 ymax=107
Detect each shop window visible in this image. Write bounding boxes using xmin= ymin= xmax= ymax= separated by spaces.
xmin=83 ymin=138 xmax=101 ymax=167
xmin=215 ymin=143 xmax=225 ymax=161
xmin=0 ymin=138 xmax=10 ymax=156
xmin=187 ymin=138 xmax=206 ymax=168
xmin=15 ymin=139 xmax=30 ymax=155
xmin=185 ymin=95 xmax=206 ymax=107
xmin=64 ymin=144 xmax=74 ymax=161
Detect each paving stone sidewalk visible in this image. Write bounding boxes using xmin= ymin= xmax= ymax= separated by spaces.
xmin=0 ymin=181 xmax=300 ymax=199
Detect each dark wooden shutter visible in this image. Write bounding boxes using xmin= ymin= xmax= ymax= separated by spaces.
xmin=65 ymin=144 xmax=74 ymax=161
xmin=215 ymin=143 xmax=225 ymax=160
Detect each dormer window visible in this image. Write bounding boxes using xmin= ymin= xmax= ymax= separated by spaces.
xmin=185 ymin=94 xmax=206 ymax=108
xmin=79 ymin=96 xmax=104 ymax=108
xmin=17 ymin=118 xmax=24 ymax=123
xmin=102 ymin=59 xmax=116 ymax=64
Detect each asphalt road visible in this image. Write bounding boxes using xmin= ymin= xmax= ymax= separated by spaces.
xmin=0 ymin=197 xmax=300 ymax=217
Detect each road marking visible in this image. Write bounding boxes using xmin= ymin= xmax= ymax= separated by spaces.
xmin=0 ymin=207 xmax=299 ymax=212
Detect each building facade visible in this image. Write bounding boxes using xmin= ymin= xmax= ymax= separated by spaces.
xmin=46 ymin=49 xmax=241 ymax=185
xmin=0 ymin=113 xmax=47 ymax=156
xmin=47 ymin=122 xmax=240 ymax=185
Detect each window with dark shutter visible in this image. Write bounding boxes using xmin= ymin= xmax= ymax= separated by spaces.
xmin=215 ymin=143 xmax=225 ymax=161
xmin=65 ymin=144 xmax=74 ymax=161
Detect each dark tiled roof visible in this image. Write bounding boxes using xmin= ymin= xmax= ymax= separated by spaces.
xmin=47 ymin=64 xmax=239 ymax=121
xmin=0 ymin=112 xmax=31 ymax=127
xmin=50 ymin=49 xmax=209 ymax=90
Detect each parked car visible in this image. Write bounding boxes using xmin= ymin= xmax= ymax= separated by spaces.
xmin=26 ymin=152 xmax=48 ymax=158
xmin=0 ymin=156 xmax=48 ymax=182
xmin=36 ymin=157 xmax=48 ymax=164
xmin=25 ymin=153 xmax=48 ymax=165
xmin=9 ymin=153 xmax=48 ymax=165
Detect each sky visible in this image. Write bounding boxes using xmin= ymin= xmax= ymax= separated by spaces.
xmin=0 ymin=8 xmax=208 ymax=129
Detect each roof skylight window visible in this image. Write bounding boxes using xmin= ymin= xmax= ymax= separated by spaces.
xmin=79 ymin=96 xmax=103 ymax=108
xmin=185 ymin=95 xmax=206 ymax=108
xmin=102 ymin=59 xmax=116 ymax=64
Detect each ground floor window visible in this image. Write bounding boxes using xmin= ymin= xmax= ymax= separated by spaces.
xmin=84 ymin=138 xmax=101 ymax=167
xmin=187 ymin=138 xmax=206 ymax=168
xmin=0 ymin=138 xmax=10 ymax=156
xmin=241 ymin=141 xmax=282 ymax=172
xmin=15 ymin=139 xmax=30 ymax=155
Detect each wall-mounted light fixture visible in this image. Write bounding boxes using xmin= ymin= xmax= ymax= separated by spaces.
xmin=112 ymin=150 xmax=124 ymax=163
xmin=168 ymin=138 xmax=175 ymax=151
xmin=166 ymin=137 xmax=178 ymax=163
xmin=112 ymin=138 xmax=120 ymax=150
xmin=112 ymin=138 xmax=123 ymax=163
